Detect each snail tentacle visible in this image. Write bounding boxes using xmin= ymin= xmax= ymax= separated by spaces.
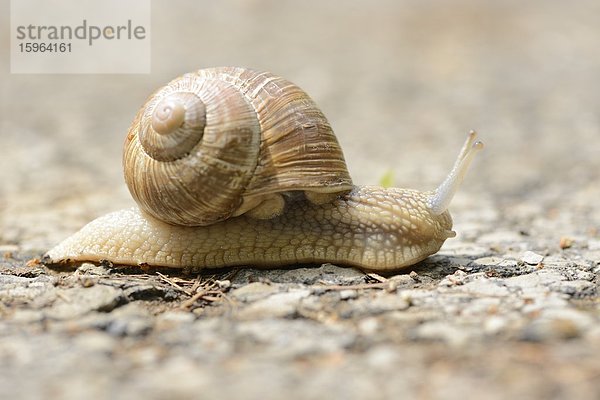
xmin=428 ymin=130 xmax=484 ymax=215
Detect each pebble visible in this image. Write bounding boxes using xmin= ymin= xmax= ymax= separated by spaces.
xmin=237 ymin=289 xmax=311 ymax=319
xmin=105 ymin=304 xmax=154 ymax=337
xmin=439 ymin=270 xmax=468 ymax=286
xmin=45 ymin=285 xmax=126 ymax=320
xmin=550 ymin=280 xmax=597 ymax=298
xmin=504 ymin=270 xmax=565 ymax=289
xmin=107 ymin=317 xmax=152 ymax=337
xmin=408 ymin=271 xmax=420 ymax=281
xmin=215 ymin=280 xmax=231 ymax=289
xmin=522 ymin=251 xmax=544 ymax=265
xmin=348 ymin=294 xmax=410 ymax=317
xmin=234 ymin=319 xmax=355 ymax=357
xmin=587 ymin=239 xmax=600 ymax=250
xmin=75 ymin=263 xmax=110 ymax=276
xmin=10 ymin=309 xmax=45 ymax=323
xmin=156 ymin=311 xmax=196 ymax=326
xmin=484 ymin=316 xmax=508 ymax=335
xmin=471 ymin=256 xmax=518 ymax=269
xmin=123 ymin=284 xmax=178 ymax=301
xmin=230 ymin=282 xmax=281 ymax=302
xmin=542 ymin=308 xmax=595 ymax=330
xmin=0 ymin=275 xmax=56 ymax=306
xmin=584 ymin=325 xmax=600 ymax=342
xmin=413 ymin=321 xmax=470 ymax=347
xmin=559 ymin=237 xmax=574 ymax=249
xmin=461 ymin=297 xmax=502 ymax=317
xmin=460 ymin=278 xmax=510 ymax=297
xmin=72 ymin=332 xmax=115 ymax=355
xmin=358 ymin=317 xmax=380 ymax=335
xmin=339 ymin=289 xmax=358 ymax=300
xmin=520 ymin=318 xmax=580 ymax=341
xmin=365 ymin=345 xmax=399 ymax=370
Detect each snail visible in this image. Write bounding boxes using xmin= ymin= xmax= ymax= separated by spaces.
xmin=44 ymin=67 xmax=483 ymax=272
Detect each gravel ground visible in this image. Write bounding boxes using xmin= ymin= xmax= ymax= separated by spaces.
xmin=1 ymin=1 xmax=600 ymax=399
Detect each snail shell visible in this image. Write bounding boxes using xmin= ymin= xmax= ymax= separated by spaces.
xmin=124 ymin=67 xmax=352 ymax=226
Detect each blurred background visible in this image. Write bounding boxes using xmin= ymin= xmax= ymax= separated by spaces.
xmin=1 ymin=0 xmax=599 ymax=250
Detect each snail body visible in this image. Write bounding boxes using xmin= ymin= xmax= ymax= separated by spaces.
xmin=44 ymin=67 xmax=482 ymax=272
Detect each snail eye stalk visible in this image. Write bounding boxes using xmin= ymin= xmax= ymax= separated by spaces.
xmin=428 ymin=131 xmax=483 ymax=215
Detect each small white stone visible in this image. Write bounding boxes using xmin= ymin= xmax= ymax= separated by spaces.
xmin=439 ymin=270 xmax=468 ymax=287
xmin=215 ymin=280 xmax=231 ymax=289
xmin=484 ymin=316 xmax=508 ymax=335
xmin=156 ymin=311 xmax=195 ymax=325
xmin=339 ymin=289 xmax=358 ymax=300
xmin=73 ymin=332 xmax=116 ymax=354
xmin=230 ymin=282 xmax=280 ymax=302
xmin=472 ymin=256 xmax=518 ymax=268
xmin=237 ymin=289 xmax=311 ymax=319
xmin=522 ymin=251 xmax=544 ymax=265
xmin=358 ymin=317 xmax=380 ymax=335
xmin=461 ymin=278 xmax=510 ymax=297
xmin=587 ymin=239 xmax=600 ymax=250
xmin=414 ymin=321 xmax=470 ymax=347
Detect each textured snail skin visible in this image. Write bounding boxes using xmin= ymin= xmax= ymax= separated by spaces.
xmin=45 ymin=132 xmax=482 ymax=272
xmin=44 ymin=186 xmax=455 ymax=271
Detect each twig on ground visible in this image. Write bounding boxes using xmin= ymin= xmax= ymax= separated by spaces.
xmin=156 ymin=272 xmax=193 ymax=296
xmin=366 ymin=273 xmax=388 ymax=283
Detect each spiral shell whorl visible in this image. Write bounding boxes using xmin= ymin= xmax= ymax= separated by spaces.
xmin=124 ymin=73 xmax=261 ymax=226
xmin=140 ymin=92 xmax=206 ymax=162
xmin=151 ymin=96 xmax=186 ymax=135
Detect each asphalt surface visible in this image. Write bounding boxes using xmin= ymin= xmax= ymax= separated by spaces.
xmin=1 ymin=1 xmax=599 ymax=399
